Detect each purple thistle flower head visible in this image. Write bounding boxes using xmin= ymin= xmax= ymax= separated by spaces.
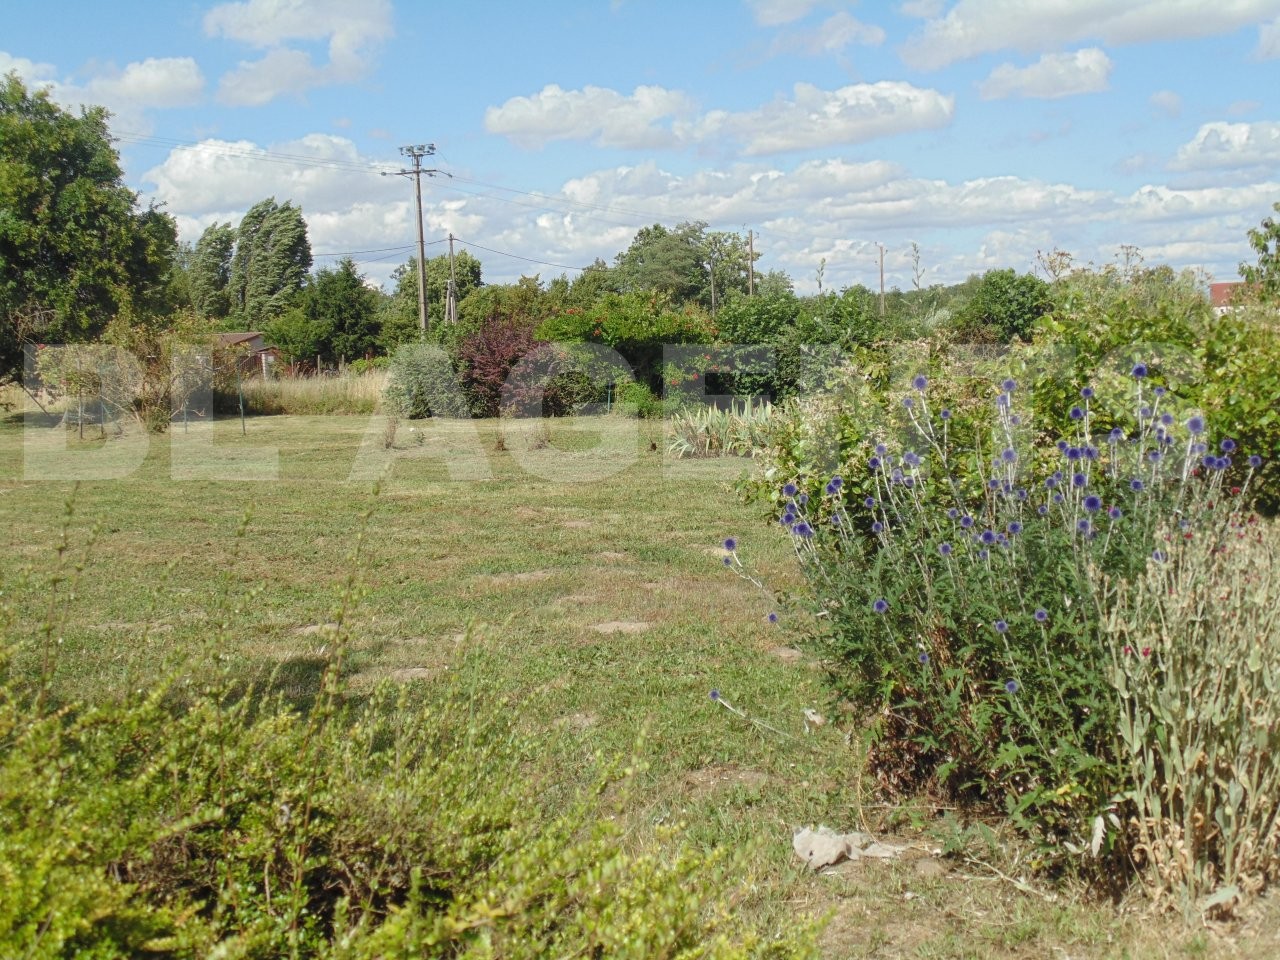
xmin=947 ymin=507 xmax=959 ymax=519
xmin=1155 ymin=386 xmax=1167 ymax=397
xmin=1132 ymin=363 xmax=1148 ymax=379
xmin=912 ymin=373 xmax=929 ymax=391
xmin=987 ymin=478 xmax=1000 ymax=490
xmin=1160 ymin=413 xmax=1173 ymax=426
xmin=831 ymin=476 xmax=843 ymax=489
xmin=940 ymin=408 xmax=952 ymax=420
xmin=1005 ymin=679 xmax=1020 ymax=694
xmin=1249 ymin=455 xmax=1263 ymax=468
xmin=1148 ymin=450 xmax=1162 ymax=462
xmin=1130 ymin=478 xmax=1144 ymax=492
xmin=1045 ymin=475 xmax=1058 ymax=489
xmin=868 ymin=456 xmax=881 ymax=470
xmin=904 ymin=451 xmax=921 ymax=467
xmin=960 ymin=515 xmax=974 ymax=529
xmin=1001 ymin=447 xmax=1017 ymax=463
xmin=1084 ymin=495 xmax=1102 ymax=512
xmin=1037 ymin=504 xmax=1048 ymax=515
xmin=1084 ymin=446 xmax=1099 ymax=461
xmin=978 ymin=548 xmax=989 ymax=560
xmin=918 ymin=651 xmax=930 ymax=664
xmin=904 ymin=475 xmax=916 ymax=488
xmin=781 ymin=513 xmax=795 ymax=526
xmin=1188 ymin=415 xmax=1205 ymax=436
xmin=871 ymin=521 xmax=884 ymax=534
xmin=1109 ymin=428 xmax=1124 ymax=444
xmin=1152 ymin=549 xmax=1167 ymax=562
xmin=873 ymin=598 xmax=889 ymax=614
xmin=1066 ymin=447 xmax=1082 ymax=461
xmin=902 ymin=396 xmax=915 ymax=409
xmin=1202 ymin=454 xmax=1216 ymax=469
xmin=996 ymin=393 xmax=1010 ymax=410
xmin=1077 ymin=518 xmax=1092 ymax=533
xmin=865 ymin=496 xmax=877 ymax=508
xmin=939 ymin=542 xmax=953 ymax=556
xmin=1081 ymin=386 xmax=1094 ymax=400
xmin=1070 ymin=406 xmax=1085 ymax=421
xmin=825 ymin=482 xmax=837 ymax=495
xmin=1008 ymin=521 xmax=1023 ymax=535
xmin=994 ymin=620 xmax=1009 ymax=634
xmin=1034 ymin=608 xmax=1048 ymax=623
xmin=1221 ymin=438 xmax=1237 ymax=453
xmin=1193 ymin=442 xmax=1207 ymax=454
xmin=1140 ymin=406 xmax=1152 ymax=419
xmin=1002 ymin=378 xmax=1017 ymax=392
xmin=1108 ymin=506 xmax=1122 ymax=520
xmin=980 ymin=529 xmax=996 ymax=544
xmin=875 ymin=443 xmax=887 ymax=455
xmin=723 ymin=556 xmax=732 ymax=566
xmin=723 ymin=537 xmax=737 ymax=551
xmin=783 ymin=482 xmax=798 ymax=497
xmin=1053 ymin=492 xmax=1065 ymax=504
xmin=710 ymin=689 xmax=720 ymax=700
xmin=1215 ymin=456 xmax=1230 ymax=470
xmin=768 ymin=612 xmax=779 ymax=624
xmin=797 ymin=493 xmax=809 ymax=505
xmin=1056 ymin=439 xmax=1069 ymax=452
xmin=1011 ymin=415 xmax=1022 ymax=426
xmin=793 ymin=522 xmax=814 ymax=538
xmin=1072 ymin=472 xmax=1087 ymax=488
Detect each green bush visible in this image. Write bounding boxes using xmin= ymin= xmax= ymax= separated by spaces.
xmin=616 ymin=379 xmax=663 ymax=418
xmin=383 ymin=341 xmax=470 ymax=419
xmin=739 ymin=368 xmax=1270 ymax=874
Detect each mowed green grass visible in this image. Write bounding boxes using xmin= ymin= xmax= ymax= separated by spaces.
xmin=1 ymin=408 xmax=1274 ymax=958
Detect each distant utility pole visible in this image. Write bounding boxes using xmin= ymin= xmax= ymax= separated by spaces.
xmin=877 ymin=243 xmax=886 ymax=317
xmin=747 ymin=229 xmax=755 ymax=296
xmin=386 ymin=144 xmax=438 ymax=335
xmin=445 ymin=233 xmax=459 ymax=325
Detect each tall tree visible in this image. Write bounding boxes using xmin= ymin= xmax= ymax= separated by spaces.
xmin=380 ymin=250 xmax=483 ymax=349
xmin=268 ymin=258 xmax=378 ymax=364
xmin=1240 ymin=201 xmax=1280 ymax=302
xmin=0 ymin=73 xmax=179 ymax=377
xmin=188 ymin=222 xmax=236 ymax=322
xmin=614 ymin=222 xmax=709 ymax=303
xmin=227 ymin=198 xmax=311 ymax=328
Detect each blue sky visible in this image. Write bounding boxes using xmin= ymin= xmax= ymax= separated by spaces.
xmin=4 ymin=0 xmax=1279 ymax=292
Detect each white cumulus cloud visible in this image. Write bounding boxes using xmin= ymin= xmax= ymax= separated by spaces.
xmin=204 ymin=0 xmax=393 ymax=105
xmin=979 ymin=48 xmax=1112 ymax=100
xmin=484 ymin=84 xmax=697 ymax=150
xmin=687 ymin=81 xmax=954 ymax=155
xmin=1170 ymin=120 xmax=1280 ymax=171
xmin=1259 ymin=15 xmax=1280 ymax=56
xmin=902 ymin=0 xmax=1280 ymax=70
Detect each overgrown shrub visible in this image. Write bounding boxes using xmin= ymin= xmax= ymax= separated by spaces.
xmin=383 ymin=341 xmax=470 ymax=419
xmin=616 ymin=379 xmax=663 ymax=418
xmin=457 ymin=316 xmax=599 ymax=417
xmin=1104 ymin=514 xmax=1280 ymax=915
xmin=735 ymin=367 xmax=1270 ymax=875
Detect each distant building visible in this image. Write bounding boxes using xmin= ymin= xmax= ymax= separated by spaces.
xmin=213 ymin=332 xmax=277 ymax=376
xmin=1208 ymin=282 xmax=1258 ymax=316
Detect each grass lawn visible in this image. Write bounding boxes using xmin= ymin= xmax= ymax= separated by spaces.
xmin=1 ymin=408 xmax=1276 ymax=958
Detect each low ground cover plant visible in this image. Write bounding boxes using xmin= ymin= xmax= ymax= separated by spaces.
xmin=0 ymin=517 xmax=817 ymax=959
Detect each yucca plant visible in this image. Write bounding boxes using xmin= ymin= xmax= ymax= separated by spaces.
xmin=667 ymin=401 xmax=774 ymax=458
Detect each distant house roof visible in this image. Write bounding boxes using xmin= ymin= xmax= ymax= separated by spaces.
xmin=1209 ymin=283 xmax=1243 ymax=308
xmin=214 ymin=332 xmax=267 ymax=349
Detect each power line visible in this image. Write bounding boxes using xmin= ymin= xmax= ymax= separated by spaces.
xmin=450 ymin=237 xmax=588 ymax=273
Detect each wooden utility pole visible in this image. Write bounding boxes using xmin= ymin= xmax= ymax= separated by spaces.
xmin=387 ymin=144 xmax=438 ymax=335
xmin=747 ymin=229 xmax=755 ymax=296
xmin=877 ymin=243 xmax=886 ymax=317
xmin=446 ymin=233 xmax=459 ymax=325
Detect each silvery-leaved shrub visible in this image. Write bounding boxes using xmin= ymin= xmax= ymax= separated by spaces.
xmin=746 ymin=365 xmax=1268 ymax=876
xmin=1104 ymin=513 xmax=1280 ymax=916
